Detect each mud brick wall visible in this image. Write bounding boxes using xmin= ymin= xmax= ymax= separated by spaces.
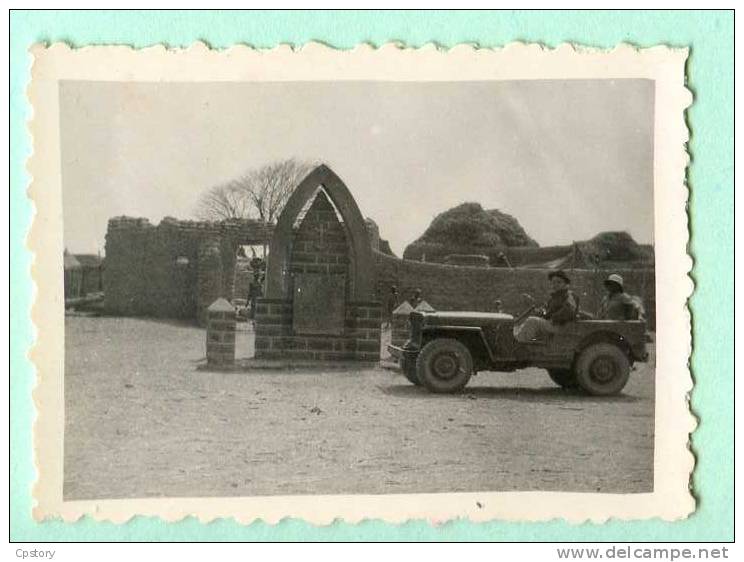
xmin=104 ymin=214 xmax=655 ymax=332
xmin=404 ymin=242 xmax=572 ymax=266
xmin=254 ymin=192 xmax=381 ymax=361
xmin=196 ymin=238 xmax=223 ymax=325
xmin=375 ymin=252 xmax=656 ymax=329
xmin=104 ymin=217 xmax=201 ymax=318
xmin=104 ymin=216 xmax=273 ymax=322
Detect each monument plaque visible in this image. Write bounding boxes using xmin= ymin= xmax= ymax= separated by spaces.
xmin=292 ymin=273 xmax=346 ymax=335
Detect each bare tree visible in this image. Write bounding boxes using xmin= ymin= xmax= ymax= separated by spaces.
xmin=195 ymin=181 xmax=252 ymax=221
xmin=245 ymin=159 xmax=317 ymax=223
xmin=196 ymin=158 xmax=315 ymax=222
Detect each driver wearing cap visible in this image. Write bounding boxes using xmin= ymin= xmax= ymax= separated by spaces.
xmin=515 ymin=270 xmax=578 ymax=342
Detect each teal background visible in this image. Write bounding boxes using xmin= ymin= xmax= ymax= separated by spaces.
xmin=9 ymin=10 xmax=733 ymax=541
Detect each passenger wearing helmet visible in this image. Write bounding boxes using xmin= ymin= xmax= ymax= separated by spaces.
xmin=598 ymin=274 xmax=643 ymax=321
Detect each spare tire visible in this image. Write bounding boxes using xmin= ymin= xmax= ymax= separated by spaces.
xmin=574 ymin=343 xmax=630 ymax=396
xmin=416 ymin=338 xmax=473 ymax=393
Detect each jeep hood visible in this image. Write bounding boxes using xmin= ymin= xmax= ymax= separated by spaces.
xmin=422 ymin=311 xmax=514 ymax=327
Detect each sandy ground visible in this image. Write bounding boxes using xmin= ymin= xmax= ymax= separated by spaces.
xmin=63 ymin=316 xmax=655 ymax=500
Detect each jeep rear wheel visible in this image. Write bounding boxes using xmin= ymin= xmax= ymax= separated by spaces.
xmin=416 ymin=338 xmax=473 ymax=393
xmin=400 ymin=353 xmax=421 ymax=385
xmin=547 ymin=368 xmax=578 ymax=389
xmin=574 ymin=343 xmax=630 ymax=396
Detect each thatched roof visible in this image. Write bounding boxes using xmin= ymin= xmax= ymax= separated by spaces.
xmin=403 ymin=202 xmax=537 ymax=262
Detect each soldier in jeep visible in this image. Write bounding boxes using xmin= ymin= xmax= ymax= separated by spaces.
xmin=514 ymin=270 xmax=578 ymax=342
xmin=597 ymin=273 xmax=643 ymax=321
xmin=390 ymin=271 xmax=649 ymax=396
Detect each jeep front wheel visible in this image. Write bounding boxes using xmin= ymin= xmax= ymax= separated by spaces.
xmin=547 ymin=368 xmax=578 ymax=389
xmin=416 ymin=338 xmax=473 ymax=393
xmin=400 ymin=353 xmax=421 ymax=385
xmin=574 ymin=343 xmax=630 ymax=396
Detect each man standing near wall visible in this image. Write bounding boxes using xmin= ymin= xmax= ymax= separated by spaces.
xmin=515 ymin=270 xmax=578 ymax=342
xmin=410 ymin=288 xmax=423 ymax=309
xmin=386 ymin=285 xmax=399 ymax=326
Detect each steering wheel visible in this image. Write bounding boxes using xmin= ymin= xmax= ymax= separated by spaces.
xmin=514 ymin=304 xmax=536 ymax=326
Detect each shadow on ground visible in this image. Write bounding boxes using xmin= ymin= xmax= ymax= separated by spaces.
xmin=379 ymin=383 xmax=641 ymax=405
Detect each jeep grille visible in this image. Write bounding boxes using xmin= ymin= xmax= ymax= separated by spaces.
xmin=409 ymin=312 xmax=424 ymax=346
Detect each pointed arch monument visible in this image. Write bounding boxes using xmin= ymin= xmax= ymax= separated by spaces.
xmin=264 ymin=164 xmax=376 ymax=300
xmin=254 ymin=164 xmax=382 ymax=363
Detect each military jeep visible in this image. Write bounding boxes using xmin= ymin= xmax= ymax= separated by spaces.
xmin=388 ymin=310 xmax=650 ymax=396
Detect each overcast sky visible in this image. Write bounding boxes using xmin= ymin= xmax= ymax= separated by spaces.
xmin=60 ymin=79 xmax=654 ymax=256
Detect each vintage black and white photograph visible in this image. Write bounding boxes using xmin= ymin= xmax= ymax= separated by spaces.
xmin=30 ymin=43 xmax=693 ymax=523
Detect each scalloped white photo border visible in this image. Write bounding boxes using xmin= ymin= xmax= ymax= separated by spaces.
xmin=27 ymin=42 xmax=694 ymax=524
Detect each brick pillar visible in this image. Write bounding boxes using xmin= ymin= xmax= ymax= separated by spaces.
xmin=206 ymin=298 xmax=236 ymax=368
xmin=391 ymin=301 xmax=414 ymax=347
